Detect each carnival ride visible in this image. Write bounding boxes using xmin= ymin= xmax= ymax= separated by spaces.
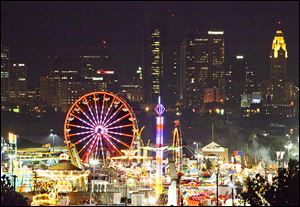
xmin=170 ymin=120 xmax=183 ymax=171
xmin=64 ymin=92 xmax=138 ymax=166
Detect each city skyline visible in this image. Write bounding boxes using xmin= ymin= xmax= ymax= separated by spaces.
xmin=1 ymin=1 xmax=299 ymax=88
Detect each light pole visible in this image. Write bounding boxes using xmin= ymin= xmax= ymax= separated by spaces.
xmin=216 ymin=156 xmax=221 ymax=206
xmin=229 ymin=175 xmax=235 ymax=206
xmin=89 ymin=159 xmax=99 ymax=205
xmin=193 ymin=142 xmax=200 ymax=181
xmin=50 ymin=129 xmax=55 ymax=153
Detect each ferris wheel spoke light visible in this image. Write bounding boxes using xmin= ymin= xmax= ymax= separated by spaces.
xmin=103 ymin=134 xmax=122 ymax=155
xmin=74 ymin=133 xmax=95 ymax=145
xmin=78 ymin=134 xmax=97 ymax=155
xmin=64 ymin=92 xmax=137 ymax=164
xmin=107 ymin=130 xmax=134 ymax=138
xmin=83 ymin=97 xmax=98 ymax=126
xmin=67 ymin=130 xmax=94 ymax=137
xmin=94 ymin=94 xmax=100 ymax=124
xmin=69 ymin=113 xmax=95 ymax=128
xmin=102 ymin=96 xmax=116 ymax=126
xmin=94 ymin=136 xmax=100 ymax=159
xmin=66 ymin=123 xmax=93 ymax=130
xmin=99 ymin=95 xmax=106 ymax=125
xmin=83 ymin=135 xmax=98 ymax=162
xmin=75 ymin=104 xmax=96 ymax=127
xmin=107 ymin=123 xmax=134 ymax=130
xmin=104 ymin=133 xmax=130 ymax=148
xmin=103 ymin=103 xmax=124 ymax=126
xmin=105 ymin=112 xmax=130 ymax=128
xmin=99 ymin=135 xmax=105 ymax=162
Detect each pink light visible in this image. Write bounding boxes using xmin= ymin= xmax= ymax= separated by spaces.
xmin=107 ymin=123 xmax=134 ymax=130
xmin=66 ymin=123 xmax=92 ymax=130
xmin=94 ymin=94 xmax=100 ymax=124
xmin=75 ymin=104 xmax=96 ymax=127
xmin=102 ymin=103 xmax=124 ymax=126
xmin=99 ymin=95 xmax=106 ymax=125
xmin=102 ymin=96 xmax=116 ymax=124
xmin=105 ymin=113 xmax=130 ymax=128
xmin=104 ymin=133 xmax=130 ymax=148
xmin=74 ymin=133 xmax=94 ymax=145
xmin=96 ymin=70 xmax=114 ymax=75
xmin=70 ymin=113 xmax=95 ymax=128
xmin=67 ymin=130 xmax=94 ymax=137
xmin=107 ymin=130 xmax=133 ymax=138
xmin=84 ymin=98 xmax=98 ymax=125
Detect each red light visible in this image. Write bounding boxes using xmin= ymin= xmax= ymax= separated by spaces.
xmin=96 ymin=70 xmax=114 ymax=75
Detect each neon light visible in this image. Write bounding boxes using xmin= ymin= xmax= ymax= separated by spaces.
xmin=208 ymin=31 xmax=224 ymax=35
xmin=96 ymin=70 xmax=115 ymax=74
xmin=155 ymin=96 xmax=165 ymax=198
xmin=64 ymin=91 xmax=137 ymax=165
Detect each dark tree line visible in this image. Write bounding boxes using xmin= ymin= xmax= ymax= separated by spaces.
xmin=1 ymin=175 xmax=29 ymax=206
xmin=240 ymin=159 xmax=299 ymax=206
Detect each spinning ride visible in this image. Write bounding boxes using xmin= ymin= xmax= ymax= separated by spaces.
xmin=64 ymin=92 xmax=137 ymax=165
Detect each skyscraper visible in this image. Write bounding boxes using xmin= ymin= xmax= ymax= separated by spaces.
xmin=209 ymin=31 xmax=225 ymax=99
xmin=143 ymin=12 xmax=179 ymax=107
xmin=80 ymin=42 xmax=109 ymax=78
xmin=227 ymin=55 xmax=255 ymax=106
xmin=180 ymin=30 xmax=225 ymax=112
xmin=270 ymin=30 xmax=288 ymax=82
xmin=143 ymin=16 xmax=163 ymax=105
xmin=1 ymin=44 xmax=9 ymax=102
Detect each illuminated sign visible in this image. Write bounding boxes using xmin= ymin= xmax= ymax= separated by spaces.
xmin=96 ymin=70 xmax=114 ymax=75
xmin=8 ymin=132 xmax=17 ymax=144
xmin=236 ymin=55 xmax=244 ymax=59
xmin=208 ymin=31 xmax=224 ymax=35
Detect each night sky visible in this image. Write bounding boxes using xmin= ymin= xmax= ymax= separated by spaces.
xmin=1 ymin=1 xmax=299 ymax=88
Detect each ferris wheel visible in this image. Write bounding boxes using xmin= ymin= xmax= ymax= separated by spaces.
xmin=64 ymin=91 xmax=137 ymax=164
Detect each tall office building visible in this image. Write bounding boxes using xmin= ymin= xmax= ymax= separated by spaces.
xmin=143 ymin=13 xmax=180 ymax=106
xmin=1 ymin=44 xmax=9 ymax=102
xmin=270 ymin=30 xmax=288 ymax=82
xmin=11 ymin=63 xmax=27 ymax=91
xmin=120 ymin=67 xmax=144 ymax=103
xmin=80 ymin=42 xmax=109 ymax=78
xmin=254 ymin=26 xmax=298 ymax=118
xmin=227 ymin=55 xmax=255 ymax=106
xmin=180 ymin=30 xmax=225 ymax=112
xmin=209 ymin=31 xmax=226 ymax=99
xmin=143 ymin=20 xmax=163 ymax=105
xmin=184 ymin=31 xmax=210 ymax=110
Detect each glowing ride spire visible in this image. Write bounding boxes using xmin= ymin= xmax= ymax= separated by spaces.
xmin=154 ymin=96 xmax=165 ymax=198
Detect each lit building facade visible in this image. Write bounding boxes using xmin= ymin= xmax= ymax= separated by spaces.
xmin=209 ymin=31 xmax=226 ymax=99
xmin=270 ymin=30 xmax=288 ymax=82
xmin=150 ymin=28 xmax=162 ymax=102
xmin=40 ymin=69 xmax=118 ymax=112
xmin=180 ymin=30 xmax=225 ymax=112
xmin=6 ymin=63 xmax=28 ymax=103
xmin=80 ymin=43 xmax=109 ymax=78
xmin=249 ymin=27 xmax=298 ymax=118
xmin=227 ymin=55 xmax=255 ymax=107
xmin=1 ymin=44 xmax=9 ymax=102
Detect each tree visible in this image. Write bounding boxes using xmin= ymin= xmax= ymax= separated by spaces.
xmin=240 ymin=159 xmax=299 ymax=206
xmin=1 ymin=175 xmax=29 ymax=206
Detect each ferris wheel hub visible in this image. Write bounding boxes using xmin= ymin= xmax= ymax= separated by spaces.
xmin=95 ymin=125 xmax=106 ymax=135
